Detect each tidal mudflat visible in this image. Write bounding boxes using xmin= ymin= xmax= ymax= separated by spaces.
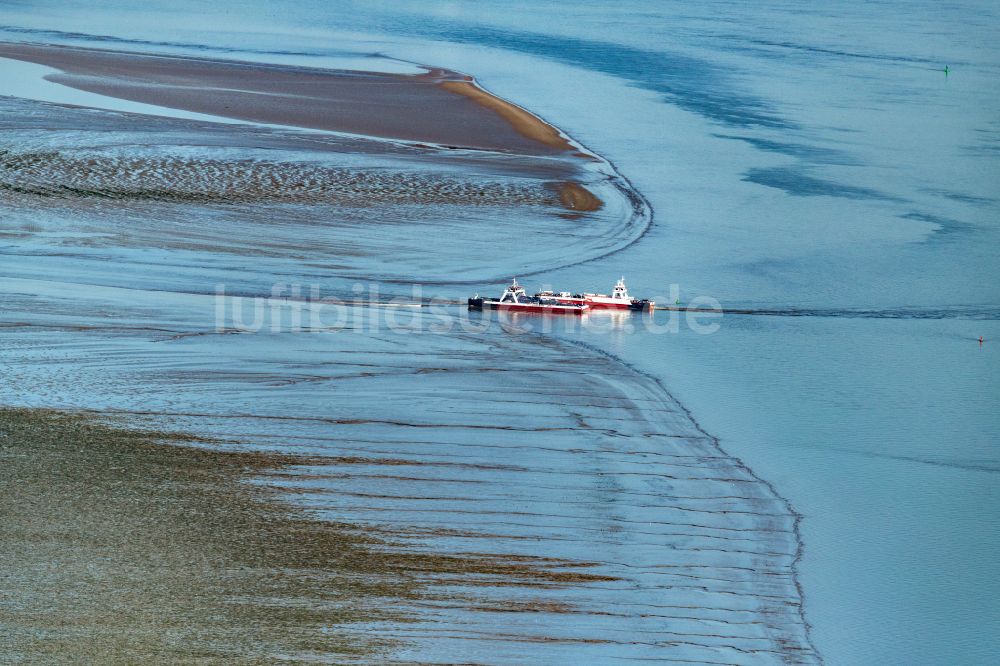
xmin=0 ymin=22 xmax=823 ymax=666
xmin=0 ymin=42 xmax=640 ymax=290
xmin=3 ymin=1 xmax=996 ymax=663
xmin=1 ymin=281 xmax=818 ymax=663
xmin=1 ymin=408 xmax=408 ymax=663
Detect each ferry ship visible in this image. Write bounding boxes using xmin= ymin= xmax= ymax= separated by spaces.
xmin=468 ymin=279 xmax=589 ymax=314
xmin=536 ymin=277 xmax=654 ymax=311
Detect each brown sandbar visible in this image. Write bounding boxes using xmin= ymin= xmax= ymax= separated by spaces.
xmin=0 ymin=42 xmax=574 ymax=156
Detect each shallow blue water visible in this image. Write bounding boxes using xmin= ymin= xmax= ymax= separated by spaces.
xmin=2 ymin=1 xmax=999 ymax=663
xmin=555 ymin=313 xmax=1000 ymax=665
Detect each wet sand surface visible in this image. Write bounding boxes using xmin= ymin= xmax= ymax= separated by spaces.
xmin=0 ymin=409 xmax=402 ymax=663
xmin=0 ymin=149 xmax=561 ymax=207
xmin=1 ymin=407 xmax=619 ymax=663
xmin=0 ymin=37 xmax=815 ymax=664
xmin=0 ymin=94 xmax=634 ymax=285
xmin=0 ymin=42 xmax=572 ymax=155
xmin=0 ymin=282 xmax=818 ymax=664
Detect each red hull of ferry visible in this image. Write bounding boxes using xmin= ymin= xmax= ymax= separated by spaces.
xmin=490 ymin=302 xmax=588 ymax=315
xmin=549 ymin=297 xmax=653 ymax=311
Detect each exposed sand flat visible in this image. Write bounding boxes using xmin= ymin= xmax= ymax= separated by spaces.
xmin=1 ymin=408 xmax=616 ymax=663
xmin=0 ymin=149 xmax=559 ymax=208
xmin=0 ymin=42 xmax=574 ymax=156
xmin=0 ymin=96 xmax=635 ymax=284
xmin=552 ymin=181 xmax=605 ymax=212
xmin=439 ymin=79 xmax=575 ymax=151
xmin=0 ymin=409 xmax=397 ymax=662
xmin=0 ymin=279 xmax=820 ymax=664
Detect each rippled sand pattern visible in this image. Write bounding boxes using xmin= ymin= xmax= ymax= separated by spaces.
xmin=2 ymin=407 xmax=637 ymax=663
xmin=0 ymin=149 xmax=557 ymax=207
xmin=0 ymin=96 xmax=639 ymax=283
xmin=0 ymin=282 xmax=819 ymax=664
